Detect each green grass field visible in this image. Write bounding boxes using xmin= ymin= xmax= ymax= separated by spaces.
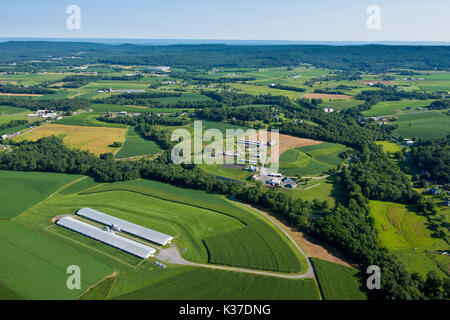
xmin=111 ymin=267 xmax=320 ymax=300
xmin=0 ymin=221 xmax=114 ymax=299
xmin=369 ymin=200 xmax=449 ymax=277
xmin=0 ymin=282 xmax=26 ymax=300
xmin=319 ymin=99 xmax=365 ymax=110
xmin=0 ymin=105 xmax=29 ymax=114
xmin=279 ymin=142 xmax=348 ymax=177
xmin=370 ymin=201 xmax=437 ymax=250
xmin=115 ymin=126 xmax=162 ymax=158
xmin=203 ymin=228 xmax=279 ymax=270
xmin=363 ymin=99 xmax=436 ymax=117
xmin=54 ymin=112 xmax=127 ymax=128
xmin=375 ymin=141 xmax=402 ymax=154
xmin=0 ymin=170 xmax=83 ymax=219
xmin=199 ymin=164 xmax=254 ymax=182
xmin=392 ymin=111 xmax=450 ymax=139
xmin=311 ymin=258 xmax=367 ymax=300
xmin=284 ymin=176 xmax=345 ymax=208
xmin=58 ymin=177 xmax=100 ymax=195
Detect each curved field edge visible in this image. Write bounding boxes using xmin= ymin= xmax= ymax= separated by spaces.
xmin=279 ymin=142 xmax=349 ymax=176
xmin=0 ymin=170 xmax=84 ymax=219
xmin=81 ymin=180 xmax=307 ymax=273
xmin=0 ymin=220 xmax=114 ymax=300
xmin=311 ymin=258 xmax=368 ymax=300
xmin=108 ymin=267 xmax=321 ymax=300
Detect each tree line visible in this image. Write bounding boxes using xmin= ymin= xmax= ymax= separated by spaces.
xmin=0 ymin=96 xmax=91 ymax=112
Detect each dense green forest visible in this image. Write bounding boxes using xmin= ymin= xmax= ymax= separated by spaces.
xmin=410 ymin=137 xmax=450 ymax=183
xmin=1 ymin=41 xmax=450 ymax=71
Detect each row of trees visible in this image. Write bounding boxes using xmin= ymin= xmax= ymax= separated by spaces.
xmin=0 ymin=84 xmax=55 ymax=95
xmin=0 ymin=136 xmax=312 ymax=230
xmin=355 ymin=86 xmax=442 ymax=102
xmin=0 ymin=119 xmax=28 ymax=132
xmin=0 ymin=96 xmax=91 ymax=112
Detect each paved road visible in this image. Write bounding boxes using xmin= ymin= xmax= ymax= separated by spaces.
xmin=156 ymin=201 xmax=315 ymax=279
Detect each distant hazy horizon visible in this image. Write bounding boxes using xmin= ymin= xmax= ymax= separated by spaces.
xmin=0 ymin=1 xmax=449 ymax=42
xmin=0 ymin=38 xmax=449 ymax=46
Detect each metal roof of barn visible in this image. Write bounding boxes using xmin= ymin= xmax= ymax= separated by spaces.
xmin=77 ymin=208 xmax=173 ymax=246
xmin=56 ymin=217 xmax=156 ymax=259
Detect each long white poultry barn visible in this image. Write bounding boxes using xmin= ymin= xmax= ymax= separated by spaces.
xmin=76 ymin=208 xmax=174 ymax=246
xmin=56 ymin=217 xmax=156 ymax=259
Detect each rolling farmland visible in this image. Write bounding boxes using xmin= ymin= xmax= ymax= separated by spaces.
xmin=80 ymin=181 xmax=306 ymax=272
xmin=392 ymin=111 xmax=450 ymax=139
xmin=111 ymin=267 xmax=320 ymax=300
xmin=280 ymin=142 xmax=348 ymax=176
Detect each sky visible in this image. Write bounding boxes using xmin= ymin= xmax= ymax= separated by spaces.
xmin=0 ymin=0 xmax=449 ymax=42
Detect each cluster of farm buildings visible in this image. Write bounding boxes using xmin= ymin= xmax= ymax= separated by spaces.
xmin=251 ymin=168 xmax=298 ymax=189
xmin=56 ymin=208 xmax=173 ymax=259
xmin=27 ymin=109 xmax=61 ymax=119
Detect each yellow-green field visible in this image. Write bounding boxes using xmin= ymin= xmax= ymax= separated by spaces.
xmin=375 ymin=141 xmax=402 ymax=154
xmin=14 ymin=124 xmax=127 ymax=155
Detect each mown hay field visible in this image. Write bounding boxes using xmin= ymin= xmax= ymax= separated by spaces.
xmin=14 ymin=123 xmax=127 ymax=155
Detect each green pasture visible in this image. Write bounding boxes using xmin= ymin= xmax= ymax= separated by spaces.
xmin=392 ymin=111 xmax=450 ymax=139
xmin=279 ymin=142 xmax=348 ymax=177
xmin=54 ymin=112 xmax=127 ymax=128
xmin=0 ymin=170 xmax=82 ymax=219
xmin=369 ymin=200 xmax=449 ymax=277
xmin=375 ymin=141 xmax=402 ymax=154
xmin=115 ymin=126 xmax=162 ymax=158
xmin=0 ymin=221 xmax=114 ymax=300
xmin=311 ymin=258 xmax=367 ymax=300
xmin=111 ymin=267 xmax=320 ymax=300
xmin=363 ymin=99 xmax=437 ymax=117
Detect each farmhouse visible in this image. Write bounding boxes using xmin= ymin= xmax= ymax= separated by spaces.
xmin=268 ymin=178 xmax=282 ymax=186
xmin=427 ymin=187 xmax=441 ymax=195
xmin=148 ymin=66 xmax=171 ymax=72
xmin=76 ymin=208 xmax=174 ymax=246
xmin=56 ymin=217 xmax=156 ymax=259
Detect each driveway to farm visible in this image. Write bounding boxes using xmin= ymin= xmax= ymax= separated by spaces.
xmin=156 ymin=200 xmax=315 ymax=280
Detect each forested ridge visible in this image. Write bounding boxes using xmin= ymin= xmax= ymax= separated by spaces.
xmin=1 ymin=41 xmax=450 ymax=72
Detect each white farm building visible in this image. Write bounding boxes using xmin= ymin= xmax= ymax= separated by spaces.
xmin=76 ymin=208 xmax=174 ymax=246
xmin=56 ymin=217 xmax=156 ymax=259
